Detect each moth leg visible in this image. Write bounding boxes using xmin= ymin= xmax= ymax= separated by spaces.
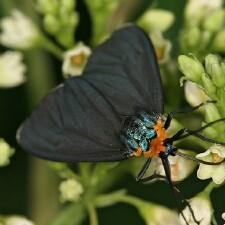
xmin=136 ymin=158 xmax=152 ymax=182
xmin=136 ymin=172 xmax=165 ymax=183
xmin=160 ymin=155 xmax=200 ymax=225
xmin=164 ymin=113 xmax=173 ymax=130
xmin=138 ymin=172 xmax=200 ymax=225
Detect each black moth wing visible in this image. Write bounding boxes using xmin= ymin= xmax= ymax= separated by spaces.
xmin=17 ymin=24 xmax=164 ymax=163
xmin=83 ymin=24 xmax=164 ymax=115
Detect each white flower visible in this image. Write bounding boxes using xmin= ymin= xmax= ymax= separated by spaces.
xmin=222 ymin=212 xmax=225 ymax=221
xmin=150 ymin=32 xmax=171 ymax=64
xmin=184 ymin=81 xmax=209 ymax=107
xmin=196 ymin=144 xmax=225 ymax=184
xmin=5 ymin=216 xmax=34 ymax=225
xmin=180 ymin=196 xmax=212 ymax=225
xmin=0 ymin=10 xmax=40 ymax=49
xmin=62 ymin=42 xmax=91 ymax=77
xmin=139 ymin=202 xmax=179 ymax=225
xmin=155 ymin=150 xmax=196 ymax=181
xmin=150 ymin=206 xmax=179 ymax=225
xmin=0 ymin=139 xmax=15 ymax=167
xmin=59 ymin=178 xmax=83 ymax=202
xmin=0 ymin=51 xmax=26 ymax=88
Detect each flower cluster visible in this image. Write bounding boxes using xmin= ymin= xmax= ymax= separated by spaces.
xmin=179 ymin=53 xmax=225 ymax=124
xmin=0 ymin=139 xmax=15 ymax=167
xmin=180 ymin=0 xmax=225 ymax=55
xmin=83 ymin=0 xmax=121 ymax=45
xmin=179 ymin=54 xmax=225 ymax=185
xmin=37 ymin=0 xmax=79 ymax=48
xmin=0 ymin=51 xmax=26 ymax=88
xmin=0 ymin=10 xmax=40 ymax=50
xmin=197 ymin=144 xmax=225 ymax=184
xmin=0 ymin=9 xmax=40 ymax=88
xmin=59 ymin=178 xmax=83 ymax=202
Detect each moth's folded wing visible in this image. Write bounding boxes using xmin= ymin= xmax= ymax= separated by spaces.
xmin=17 ymin=80 xmax=125 ymax=162
xmin=17 ymin=24 xmax=164 ymax=163
xmin=84 ymin=24 xmax=164 ymax=115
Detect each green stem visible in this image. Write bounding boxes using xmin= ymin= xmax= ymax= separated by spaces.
xmin=211 ymin=215 xmax=219 ymax=225
xmin=41 ymin=36 xmax=64 ymax=60
xmin=203 ymin=182 xmax=218 ymax=196
xmin=49 ymin=202 xmax=86 ymax=225
xmin=79 ymin=163 xmax=92 ymax=187
xmin=86 ymin=203 xmax=99 ymax=225
xmin=94 ymin=189 xmax=127 ymax=208
xmin=115 ymin=195 xmax=146 ymax=209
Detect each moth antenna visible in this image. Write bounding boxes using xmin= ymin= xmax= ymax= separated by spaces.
xmin=170 ymin=118 xmax=225 ymax=142
xmin=175 ymin=150 xmax=225 ymax=165
xmin=169 ymin=100 xmax=216 ymax=116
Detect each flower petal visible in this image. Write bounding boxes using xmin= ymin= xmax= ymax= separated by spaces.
xmin=197 ymin=164 xmax=214 ymax=180
xmin=211 ymin=164 xmax=225 ymax=184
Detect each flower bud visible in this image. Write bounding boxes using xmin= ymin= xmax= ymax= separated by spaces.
xmin=0 ymin=139 xmax=15 ymax=167
xmin=198 ymin=30 xmax=212 ymax=51
xmin=184 ymin=81 xmax=209 ymax=107
xmin=204 ymin=103 xmax=221 ymax=122
xmin=201 ymin=72 xmax=216 ymax=95
xmin=43 ymin=14 xmax=60 ymax=34
xmin=178 ymin=55 xmax=204 ymax=83
xmin=201 ymin=122 xmax=218 ymax=138
xmin=37 ymin=0 xmax=58 ymax=14
xmin=186 ymin=27 xmax=201 ymax=48
xmin=211 ymin=29 xmax=225 ymax=52
xmin=211 ymin=64 xmax=225 ymax=87
xmin=138 ymin=9 xmax=174 ymax=32
xmin=61 ymin=0 xmax=75 ymax=12
xmin=196 ymin=144 xmax=225 ymax=184
xmin=185 ymin=0 xmax=222 ymax=28
xmin=205 ymin=54 xmax=225 ymax=88
xmin=205 ymin=54 xmax=219 ymax=74
xmin=59 ymin=178 xmax=83 ymax=202
xmin=203 ymin=9 xmax=225 ymax=32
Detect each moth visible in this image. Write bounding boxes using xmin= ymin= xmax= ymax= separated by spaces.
xmin=17 ymin=24 xmax=225 ymax=225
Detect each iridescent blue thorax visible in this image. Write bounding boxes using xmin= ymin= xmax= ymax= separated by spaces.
xmin=120 ymin=111 xmax=174 ymax=158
